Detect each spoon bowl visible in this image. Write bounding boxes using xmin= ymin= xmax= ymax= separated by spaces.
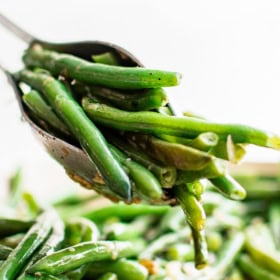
xmin=0 ymin=14 xmax=162 ymax=201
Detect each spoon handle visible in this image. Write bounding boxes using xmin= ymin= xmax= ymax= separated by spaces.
xmin=0 ymin=13 xmax=34 ymax=44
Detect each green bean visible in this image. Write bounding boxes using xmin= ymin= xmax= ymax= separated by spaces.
xmin=238 ymin=254 xmax=280 ymax=280
xmin=186 ymin=180 xmax=206 ymax=200
xmin=105 ymin=132 xmax=176 ymax=188
xmin=63 ymin=217 xmax=100 ymax=280
xmin=65 ymin=217 xmax=100 ymax=246
xmin=18 ymin=69 xmax=132 ymax=201
xmin=0 ymin=233 xmax=25 ymax=249
xmin=96 ymin=272 xmax=118 ymax=280
xmin=22 ymin=89 xmax=70 ymax=136
xmin=269 ymin=202 xmax=280 ymax=249
xmin=85 ymin=259 xmax=148 ymax=280
xmin=174 ymin=185 xmax=206 ymax=231
xmin=104 ymin=215 xmax=153 ymax=241
xmin=244 ymin=222 xmax=280 ymax=275
xmin=8 ymin=167 xmax=23 ymax=207
xmin=28 ymin=241 xmax=141 ymax=275
xmin=205 ymin=231 xmax=223 ymax=252
xmin=0 ymin=244 xmax=12 ymax=260
xmin=81 ymin=98 xmax=280 ymax=149
xmin=92 ymin=52 xmax=119 ymax=65
xmin=22 ymin=192 xmax=41 ymax=218
xmin=139 ymin=227 xmax=191 ymax=260
xmin=158 ymin=206 xmax=185 ymax=233
xmin=23 ymin=45 xmax=182 ymax=89
xmin=201 ymin=232 xmax=245 ymax=280
xmin=175 ymin=159 xmax=226 ymax=185
xmin=209 ymin=136 xmax=247 ymax=163
xmin=159 ymin=132 xmax=219 ymax=151
xmin=73 ymin=84 xmax=168 ymax=111
xmin=190 ymin=226 xmax=208 ymax=269
xmin=63 ymin=203 xmax=170 ymax=224
xmin=209 ymin=174 xmax=247 ymax=200
xmin=17 ymin=212 xmax=65 ymax=279
xmin=0 ymin=209 xmax=55 ymax=280
xmin=0 ymin=219 xmax=33 ymax=238
xmin=52 ymin=193 xmax=100 ymax=207
xmin=125 ymin=133 xmax=215 ymax=171
xmin=165 ymin=243 xmax=194 ymax=262
xmin=109 ymin=144 xmax=163 ymax=200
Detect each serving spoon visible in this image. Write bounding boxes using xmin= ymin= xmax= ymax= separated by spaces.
xmin=0 ymin=13 xmax=177 ymax=203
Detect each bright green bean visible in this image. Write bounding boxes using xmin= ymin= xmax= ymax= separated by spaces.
xmin=22 ymin=89 xmax=70 ymax=136
xmin=174 ymin=185 xmax=206 ymax=231
xmin=73 ymin=84 xmax=168 ymax=111
xmin=92 ymin=52 xmax=120 ymax=65
xmin=109 ymin=144 xmax=163 ymax=200
xmin=18 ymin=69 xmax=132 ymax=201
xmin=86 ymin=259 xmax=148 ymax=280
xmin=0 ymin=210 xmax=55 ymax=280
xmin=23 ymin=45 xmax=182 ymax=89
xmin=238 ymin=254 xmax=280 ymax=280
xmin=125 ymin=133 xmax=214 ymax=171
xmin=105 ymin=132 xmax=176 ymax=188
xmin=209 ymin=174 xmax=247 ymax=200
xmin=81 ymin=98 xmax=280 ymax=149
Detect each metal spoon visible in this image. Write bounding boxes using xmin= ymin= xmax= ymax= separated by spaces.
xmin=0 ymin=13 xmax=178 ymax=203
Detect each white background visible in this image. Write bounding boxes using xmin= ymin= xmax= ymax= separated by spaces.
xmin=1 ymin=0 xmax=280 ymax=201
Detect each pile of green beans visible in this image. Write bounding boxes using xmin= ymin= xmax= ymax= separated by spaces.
xmin=15 ymin=45 xmax=280 ymax=268
xmin=0 ymin=169 xmax=280 ymax=279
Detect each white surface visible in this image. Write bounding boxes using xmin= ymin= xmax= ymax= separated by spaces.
xmin=1 ymin=0 xmax=280 ymax=199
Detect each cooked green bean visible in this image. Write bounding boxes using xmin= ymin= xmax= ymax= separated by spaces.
xmin=175 ymin=159 xmax=226 ymax=185
xmin=158 ymin=206 xmax=185 ymax=233
xmin=174 ymin=185 xmax=206 ymax=231
xmin=104 ymin=215 xmax=153 ymax=241
xmin=0 ymin=244 xmax=12 ymax=260
xmin=238 ymin=254 xmax=280 ymax=280
xmin=22 ymin=89 xmax=70 ymax=136
xmin=92 ymin=52 xmax=119 ymax=65
xmin=28 ymin=241 xmax=141 ymax=275
xmin=209 ymin=174 xmax=247 ymax=200
xmin=105 ymin=132 xmax=176 ymax=188
xmin=244 ymin=222 xmax=280 ymax=275
xmin=0 ymin=218 xmax=33 ymax=238
xmin=269 ymin=202 xmax=280 ymax=249
xmin=73 ymin=84 xmax=168 ymax=111
xmin=159 ymin=132 xmax=219 ymax=151
xmin=0 ymin=209 xmax=55 ymax=279
xmin=165 ymin=243 xmax=194 ymax=262
xmin=209 ymin=136 xmax=247 ymax=163
xmin=17 ymin=212 xmax=65 ymax=279
xmin=185 ymin=180 xmax=205 ymax=200
xmin=125 ymin=133 xmax=214 ymax=171
xmin=86 ymin=259 xmax=148 ymax=280
xmin=64 ymin=217 xmax=99 ymax=280
xmin=65 ymin=217 xmax=99 ymax=246
xmin=81 ymin=98 xmax=280 ymax=149
xmin=190 ymin=226 xmax=208 ymax=269
xmin=64 ymin=203 xmax=170 ymax=224
xmin=139 ymin=227 xmax=190 ymax=260
xmin=8 ymin=167 xmax=23 ymax=207
xmin=200 ymin=232 xmax=245 ymax=280
xmin=109 ymin=144 xmax=163 ymax=200
xmin=18 ymin=69 xmax=132 ymax=201
xmin=23 ymin=45 xmax=182 ymax=89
